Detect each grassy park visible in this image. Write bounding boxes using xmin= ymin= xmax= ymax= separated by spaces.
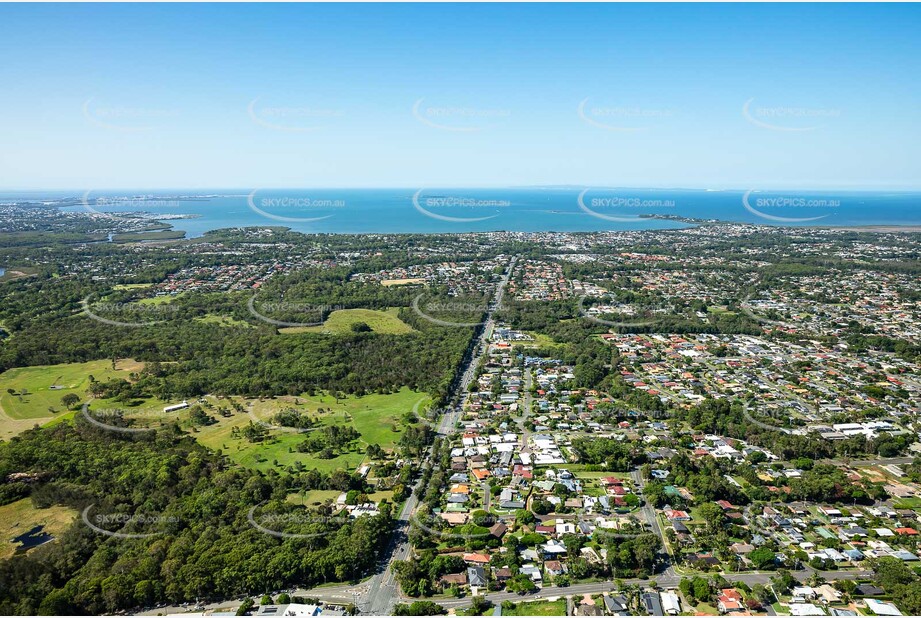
xmin=0 ymin=499 xmax=78 ymax=561
xmin=279 ymin=308 xmax=415 ymax=335
xmin=193 ymin=388 xmax=430 ymax=473
xmin=0 ymin=359 xmax=431 ymax=476
xmin=0 ymin=359 xmax=145 ymax=439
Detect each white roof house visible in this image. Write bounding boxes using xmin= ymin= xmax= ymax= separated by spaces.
xmin=865 ymin=599 xmax=903 ymax=616
xmin=660 ymin=591 xmax=681 ymax=615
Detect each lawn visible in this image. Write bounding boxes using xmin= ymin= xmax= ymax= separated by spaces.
xmin=112 ymin=283 xmax=154 ymax=290
xmin=381 ymin=278 xmax=425 ymax=286
xmin=0 ymin=359 xmax=145 ymax=439
xmin=194 ymin=314 xmax=254 ymax=328
xmin=288 ymin=490 xmax=343 ymax=506
xmin=688 ymin=505 xmax=720 ymax=526
xmin=0 ymin=498 xmax=78 ymax=561
xmin=694 ymin=602 xmax=720 ymax=615
xmin=193 ymin=389 xmax=430 ymax=473
xmin=522 ymin=332 xmax=561 ymax=348
xmin=80 ymin=393 xmax=189 ymax=430
xmin=0 ymin=266 xmax=39 ymax=283
xmin=287 ymin=489 xmax=394 ymax=507
xmin=568 ymin=468 xmax=630 ymax=479
xmin=893 ymin=497 xmax=921 ymax=510
xmin=279 ymin=308 xmax=415 ymax=335
xmin=503 ymin=599 xmax=567 ymax=616
xmin=771 ymin=602 xmax=791 ymax=615
xmin=136 ymin=294 xmax=182 ymax=305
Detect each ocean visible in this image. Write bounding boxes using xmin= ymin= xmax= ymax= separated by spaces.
xmin=10 ymin=188 xmax=921 ymax=238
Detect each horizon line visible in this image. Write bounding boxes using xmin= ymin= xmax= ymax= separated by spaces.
xmin=4 ymin=184 xmax=921 ymax=194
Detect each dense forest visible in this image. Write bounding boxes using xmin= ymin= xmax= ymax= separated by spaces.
xmin=0 ymin=268 xmax=481 ymax=406
xmin=0 ymin=418 xmax=390 ymax=615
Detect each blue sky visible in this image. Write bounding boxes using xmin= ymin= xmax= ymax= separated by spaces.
xmin=0 ymin=3 xmax=919 ymax=190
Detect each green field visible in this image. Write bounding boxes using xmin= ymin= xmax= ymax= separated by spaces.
xmin=0 ymin=498 xmax=78 ymax=561
xmin=893 ymin=498 xmax=921 ymax=509
xmin=279 ymin=308 xmax=415 ymax=335
xmin=504 ymin=600 xmax=567 ymax=616
xmin=0 ymin=266 xmax=39 ymax=283
xmin=194 ymin=314 xmax=254 ymax=327
xmin=522 ymin=332 xmax=561 ymax=348
xmin=137 ymin=294 xmax=182 ymax=305
xmin=0 ymin=359 xmax=145 ymax=439
xmin=112 ymin=283 xmax=154 ymax=290
xmin=0 ymin=359 xmax=431 ymax=474
xmin=193 ymin=389 xmax=430 ymax=473
xmin=459 ymin=599 xmax=567 ymax=616
xmin=694 ymin=602 xmax=721 ymax=615
xmin=288 ymin=488 xmax=394 ymax=507
xmin=288 ymin=490 xmax=344 ymax=506
xmin=567 ymin=467 xmax=630 ymax=479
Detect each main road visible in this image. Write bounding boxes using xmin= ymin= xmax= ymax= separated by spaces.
xmin=359 ymin=256 xmax=518 ymax=614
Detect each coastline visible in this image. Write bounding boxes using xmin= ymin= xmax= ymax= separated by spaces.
xmin=818 ymin=225 xmax=921 ymax=233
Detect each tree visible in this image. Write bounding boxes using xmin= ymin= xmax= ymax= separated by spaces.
xmin=771 ymin=570 xmax=797 ymax=595
xmin=749 ymin=547 xmax=777 ymax=570
xmin=0 ymin=420 xmax=391 ymax=614
xmin=697 ymin=502 xmax=725 ymax=534
xmin=507 ymin=574 xmax=537 ymax=594
xmin=61 ymin=393 xmax=80 ymax=409
xmin=693 ymin=577 xmax=711 ymax=602
xmin=515 ymin=509 xmax=536 ymax=527
xmin=236 ymin=598 xmax=254 ymax=616
xmin=470 ymin=596 xmax=493 ymax=615
xmin=750 ymin=583 xmax=773 ymax=605
xmin=680 ymin=578 xmax=693 ymax=599
xmin=393 ymin=601 xmax=446 ymax=615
